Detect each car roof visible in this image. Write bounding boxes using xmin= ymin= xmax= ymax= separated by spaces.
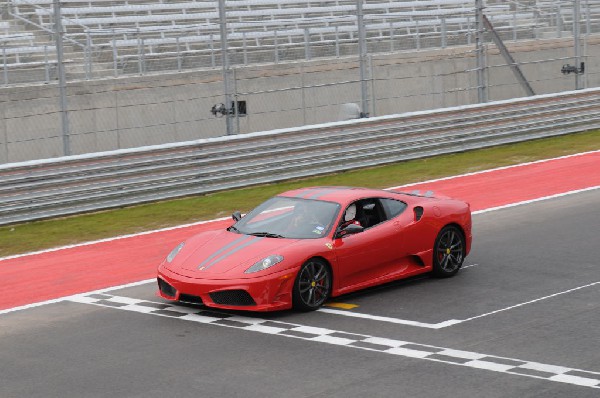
xmin=279 ymin=186 xmax=403 ymax=204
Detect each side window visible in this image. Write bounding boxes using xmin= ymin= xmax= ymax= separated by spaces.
xmin=380 ymin=198 xmax=407 ymax=220
xmin=339 ymin=199 xmax=383 ymax=230
xmin=356 ymin=198 xmax=385 ymax=229
xmin=340 ymin=198 xmax=403 ymax=231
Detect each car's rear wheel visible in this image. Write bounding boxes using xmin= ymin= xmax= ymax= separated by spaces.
xmin=432 ymin=225 xmax=465 ymax=277
xmin=292 ymin=258 xmax=331 ymax=311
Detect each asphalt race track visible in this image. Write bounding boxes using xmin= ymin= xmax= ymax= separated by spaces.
xmin=1 ymin=166 xmax=600 ymax=397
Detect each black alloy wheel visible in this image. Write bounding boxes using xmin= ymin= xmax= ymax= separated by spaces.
xmin=432 ymin=225 xmax=465 ymax=277
xmin=292 ymin=258 xmax=331 ymax=311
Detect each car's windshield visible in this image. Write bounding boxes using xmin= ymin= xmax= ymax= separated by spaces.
xmin=232 ymin=197 xmax=340 ymax=239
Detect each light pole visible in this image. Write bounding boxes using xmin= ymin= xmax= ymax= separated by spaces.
xmin=218 ymin=0 xmax=233 ymax=135
xmin=475 ymin=0 xmax=487 ymax=103
xmin=53 ymin=0 xmax=70 ymax=155
xmin=574 ymin=0 xmax=583 ymax=90
xmin=357 ymin=0 xmax=369 ymax=117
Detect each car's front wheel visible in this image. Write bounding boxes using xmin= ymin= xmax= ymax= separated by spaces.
xmin=292 ymin=258 xmax=331 ymax=311
xmin=432 ymin=225 xmax=465 ymax=277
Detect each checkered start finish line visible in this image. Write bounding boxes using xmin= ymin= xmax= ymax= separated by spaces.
xmin=70 ymin=293 xmax=600 ymax=390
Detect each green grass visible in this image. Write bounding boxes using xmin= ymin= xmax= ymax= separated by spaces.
xmin=1 ymin=130 xmax=599 ymax=257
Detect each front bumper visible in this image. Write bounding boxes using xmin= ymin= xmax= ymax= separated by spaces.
xmin=157 ymin=266 xmax=298 ymax=312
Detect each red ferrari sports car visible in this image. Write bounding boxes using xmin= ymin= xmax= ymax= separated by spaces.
xmin=157 ymin=186 xmax=472 ymax=311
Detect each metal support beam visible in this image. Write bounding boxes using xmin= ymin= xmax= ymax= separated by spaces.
xmin=53 ymin=0 xmax=70 ymax=156
xmin=483 ymin=15 xmax=535 ymax=97
xmin=475 ymin=0 xmax=487 ymax=103
xmin=357 ymin=0 xmax=369 ymax=117
xmin=574 ymin=0 xmax=583 ymax=90
xmin=218 ymin=0 xmax=233 ymax=135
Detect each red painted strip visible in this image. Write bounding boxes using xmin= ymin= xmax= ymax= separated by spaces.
xmin=399 ymin=151 xmax=600 ymax=211
xmin=0 ymin=220 xmax=230 ymax=310
xmin=1 ymin=152 xmax=598 ymax=310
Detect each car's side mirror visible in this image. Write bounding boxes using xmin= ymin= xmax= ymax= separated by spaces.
xmin=232 ymin=211 xmax=242 ymax=222
xmin=335 ymin=223 xmax=364 ymax=238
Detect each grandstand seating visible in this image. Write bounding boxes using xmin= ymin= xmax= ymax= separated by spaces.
xmin=0 ymin=20 xmax=53 ymax=66
xmin=1 ymin=0 xmax=592 ymax=84
xmin=1 ymin=32 xmax=35 ymax=47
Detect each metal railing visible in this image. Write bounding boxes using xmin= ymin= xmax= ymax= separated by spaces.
xmin=1 ymin=87 xmax=599 ymax=226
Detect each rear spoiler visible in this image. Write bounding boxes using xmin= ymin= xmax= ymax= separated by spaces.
xmin=389 ymin=189 xmax=450 ymax=200
xmin=390 ymin=189 xmax=434 ymax=197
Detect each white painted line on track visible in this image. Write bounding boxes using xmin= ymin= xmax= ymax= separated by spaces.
xmin=459 ymin=280 xmax=600 ymax=323
xmin=319 ymin=277 xmax=600 ymax=329
xmin=3 ymin=150 xmax=598 ymax=263
xmin=317 ymin=308 xmax=462 ymax=329
xmin=0 ymin=278 xmax=154 ymax=316
xmin=65 ymin=292 xmax=600 ymax=390
xmin=472 ymin=185 xmax=600 ymax=215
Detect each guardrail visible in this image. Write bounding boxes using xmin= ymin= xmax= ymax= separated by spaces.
xmin=2 ymin=87 xmax=600 ymax=225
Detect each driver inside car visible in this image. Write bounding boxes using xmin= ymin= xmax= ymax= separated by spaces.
xmin=287 ymin=202 xmax=328 ymax=235
xmin=340 ymin=203 xmax=362 ymax=229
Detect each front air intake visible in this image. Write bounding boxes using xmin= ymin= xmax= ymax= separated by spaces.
xmin=209 ymin=290 xmax=256 ymax=306
xmin=157 ymin=278 xmax=176 ymax=298
xmin=179 ymin=294 xmax=203 ymax=305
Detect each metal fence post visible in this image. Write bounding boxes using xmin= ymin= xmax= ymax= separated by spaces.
xmin=210 ymin=34 xmax=216 ymax=68
xmin=137 ymin=30 xmax=146 ymax=75
xmin=574 ymin=0 xmax=583 ymax=90
xmin=3 ymin=47 xmax=8 ymax=86
xmin=357 ymin=0 xmax=368 ymax=117
xmin=441 ymin=17 xmax=447 ymax=48
xmin=233 ymin=67 xmax=240 ymax=135
xmin=44 ymin=45 xmax=50 ymax=82
xmin=176 ymin=36 xmax=182 ymax=72
xmin=112 ymin=32 xmax=118 ymax=77
xmin=585 ymin=0 xmax=590 ymax=35
xmin=85 ymin=30 xmax=92 ymax=79
xmin=557 ymin=5 xmax=562 ymax=38
xmin=301 ymin=63 xmax=306 ymax=125
xmin=513 ymin=8 xmax=517 ymax=41
xmin=304 ymin=28 xmax=311 ymax=60
xmin=389 ymin=22 xmax=394 ymax=52
xmin=584 ymin=34 xmax=589 ymax=89
xmin=218 ymin=0 xmax=233 ymax=135
xmin=369 ymin=54 xmax=376 ymax=117
xmin=475 ymin=0 xmax=487 ymax=103
xmin=274 ymin=30 xmax=279 ymax=63
xmin=415 ymin=20 xmax=420 ymax=50
xmin=467 ymin=17 xmax=472 ymax=46
xmin=335 ymin=26 xmax=340 ymax=57
xmin=53 ymin=0 xmax=70 ymax=156
xmin=242 ymin=31 xmax=248 ymax=65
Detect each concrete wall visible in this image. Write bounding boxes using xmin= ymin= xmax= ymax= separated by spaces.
xmin=2 ymin=35 xmax=599 ymax=164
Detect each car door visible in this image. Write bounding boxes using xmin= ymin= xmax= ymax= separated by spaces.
xmin=333 ymin=198 xmax=402 ymax=289
xmin=383 ymin=198 xmax=432 ymax=269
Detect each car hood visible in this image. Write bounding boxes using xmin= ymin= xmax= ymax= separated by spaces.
xmin=166 ymin=229 xmax=301 ymax=278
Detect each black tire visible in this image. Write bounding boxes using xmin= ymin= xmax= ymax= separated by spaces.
xmin=432 ymin=225 xmax=465 ymax=278
xmin=292 ymin=258 xmax=332 ymax=311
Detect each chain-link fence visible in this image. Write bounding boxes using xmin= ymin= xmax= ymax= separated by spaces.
xmin=1 ymin=0 xmax=598 ymax=163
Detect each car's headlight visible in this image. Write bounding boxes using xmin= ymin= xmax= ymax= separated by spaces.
xmin=245 ymin=255 xmax=284 ymax=274
xmin=166 ymin=242 xmax=185 ymax=263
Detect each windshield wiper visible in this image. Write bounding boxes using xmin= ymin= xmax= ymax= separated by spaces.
xmin=249 ymin=232 xmax=285 ymax=238
xmin=227 ymin=226 xmax=242 ymax=234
